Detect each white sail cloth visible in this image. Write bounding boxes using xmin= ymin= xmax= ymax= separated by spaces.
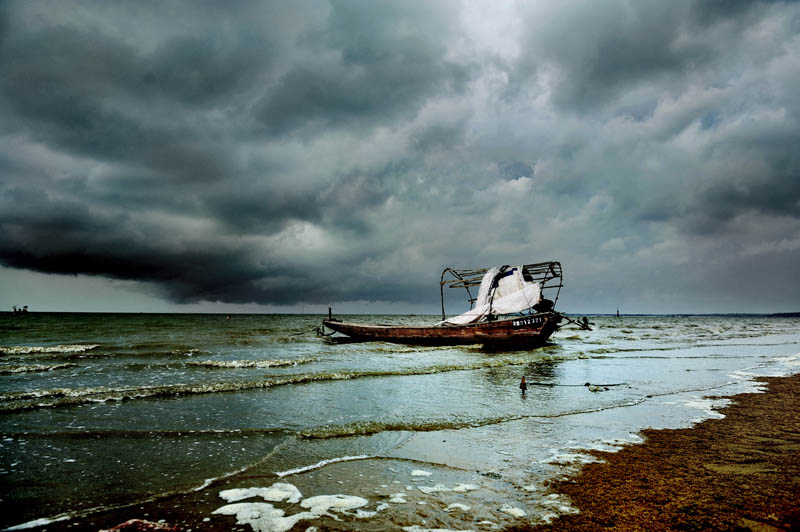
xmin=444 ymin=266 xmax=541 ymax=325
xmin=474 ymin=266 xmax=503 ymax=308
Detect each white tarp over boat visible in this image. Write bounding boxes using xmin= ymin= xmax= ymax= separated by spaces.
xmin=444 ymin=266 xmax=541 ymax=325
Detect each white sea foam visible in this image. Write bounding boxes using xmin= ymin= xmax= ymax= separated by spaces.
xmin=682 ymin=397 xmax=727 ymax=422
xmin=534 ymin=493 xmax=580 ymax=520
xmin=357 ymin=501 xmax=391 ymax=519
xmin=300 ymin=494 xmax=368 ymax=516
xmin=499 ymin=504 xmax=526 ymax=517
xmin=0 ymin=344 xmax=100 ymax=355
xmin=416 ymin=482 xmax=478 ymax=494
xmin=608 ymin=433 xmax=644 ymax=446
xmin=729 ymin=370 xmax=759 ymax=380
xmin=389 ymin=492 xmax=407 ymax=503
xmin=413 ymin=482 xmax=479 ymax=495
xmin=0 ymin=363 xmax=77 ymax=374
xmin=540 ymin=493 xmax=578 ymax=514
xmin=417 ymin=483 xmax=450 ymax=494
xmin=539 ymin=511 xmax=559 ymax=524
xmin=220 ymin=483 xmax=302 ymax=504
xmin=275 ymin=455 xmax=373 ymax=477
xmin=445 ymin=503 xmax=471 ymax=512
xmin=4 ymin=516 xmax=70 ymax=530
xmin=188 ymin=357 xmax=318 ymax=369
xmin=411 ymin=469 xmax=432 ymax=476
xmin=773 ymin=354 xmax=800 ymax=367
xmin=403 ymin=527 xmax=476 ymax=532
xmin=541 ymin=452 xmax=601 ymax=465
xmin=194 ymin=477 xmax=218 ymax=492
xmin=577 ymin=434 xmax=642 ymax=454
xmin=213 ymin=502 xmax=308 ymax=532
xmin=213 ymin=490 xmax=368 ymax=532
xmin=586 ymin=433 xmax=644 ymax=453
xmin=193 ymin=463 xmax=254 ymax=492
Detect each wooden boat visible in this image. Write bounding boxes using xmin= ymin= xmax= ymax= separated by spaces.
xmin=322 ymin=262 xmax=564 ymax=348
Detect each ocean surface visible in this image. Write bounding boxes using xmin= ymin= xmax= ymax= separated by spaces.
xmin=1 ymin=312 xmax=798 ymax=531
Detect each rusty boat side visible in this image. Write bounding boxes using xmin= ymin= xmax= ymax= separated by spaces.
xmin=322 ymin=311 xmax=561 ymax=348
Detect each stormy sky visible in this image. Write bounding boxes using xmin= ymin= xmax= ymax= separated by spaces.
xmin=1 ymin=0 xmax=799 ymax=314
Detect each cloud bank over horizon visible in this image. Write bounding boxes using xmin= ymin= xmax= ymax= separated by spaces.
xmin=1 ymin=0 xmax=799 ymax=314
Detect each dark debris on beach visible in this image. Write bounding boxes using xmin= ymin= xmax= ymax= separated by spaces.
xmin=508 ymin=374 xmax=800 ymax=532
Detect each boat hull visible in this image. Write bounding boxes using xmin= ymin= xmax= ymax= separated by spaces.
xmin=322 ymin=312 xmax=561 ymax=348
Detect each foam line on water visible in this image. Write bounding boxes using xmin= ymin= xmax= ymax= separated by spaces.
xmin=276 ymin=455 xmax=374 ymax=478
xmin=0 ymin=344 xmax=100 ymax=355
xmin=0 ymin=363 xmax=77 ymax=374
xmin=4 ymin=516 xmax=70 ymax=531
xmin=187 ymin=357 xmax=318 ymax=369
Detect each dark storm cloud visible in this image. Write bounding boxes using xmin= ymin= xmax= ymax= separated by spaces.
xmin=511 ymin=1 xmax=800 ymax=228
xmin=514 ymin=0 xmax=788 ymax=111
xmin=257 ymin=0 xmax=471 ymax=136
xmin=0 ymin=0 xmax=475 ymax=306
xmin=1 ymin=0 xmax=799 ymax=312
xmin=0 ymin=15 xmax=266 ymax=181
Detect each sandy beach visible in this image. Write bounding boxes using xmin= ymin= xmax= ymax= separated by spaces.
xmin=512 ymin=374 xmax=800 ymax=532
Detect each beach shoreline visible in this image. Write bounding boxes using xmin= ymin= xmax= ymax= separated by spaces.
xmin=16 ymin=374 xmax=800 ymax=532
xmin=511 ymin=373 xmax=800 ymax=532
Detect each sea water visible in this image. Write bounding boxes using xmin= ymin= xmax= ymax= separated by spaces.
xmin=0 ymin=313 xmax=798 ymax=530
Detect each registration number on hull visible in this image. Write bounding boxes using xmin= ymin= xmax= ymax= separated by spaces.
xmin=512 ymin=316 xmax=544 ymax=328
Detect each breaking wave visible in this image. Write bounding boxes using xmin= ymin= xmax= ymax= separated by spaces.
xmin=298 ymin=415 xmax=526 ymax=439
xmin=275 ymin=455 xmax=374 ymax=477
xmin=186 ymin=357 xmax=318 ymax=369
xmin=0 ymin=363 xmax=77 ymax=375
xmin=0 ymin=355 xmax=556 ymax=412
xmin=0 ymin=344 xmax=100 ymax=355
xmin=1 ymin=427 xmax=291 ymax=439
xmin=295 ymin=399 xmax=645 ymax=440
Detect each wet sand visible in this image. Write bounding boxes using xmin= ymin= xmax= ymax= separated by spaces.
xmin=512 ymin=374 xmax=800 ymax=532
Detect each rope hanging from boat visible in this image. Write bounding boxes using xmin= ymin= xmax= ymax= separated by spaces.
xmin=316 ymin=322 xmax=336 ymax=337
xmin=557 ymin=312 xmax=592 ymax=331
xmin=288 ymin=323 xmax=337 ymax=337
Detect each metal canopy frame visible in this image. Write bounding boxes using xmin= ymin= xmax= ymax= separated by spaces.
xmin=439 ymin=261 xmax=563 ymax=321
